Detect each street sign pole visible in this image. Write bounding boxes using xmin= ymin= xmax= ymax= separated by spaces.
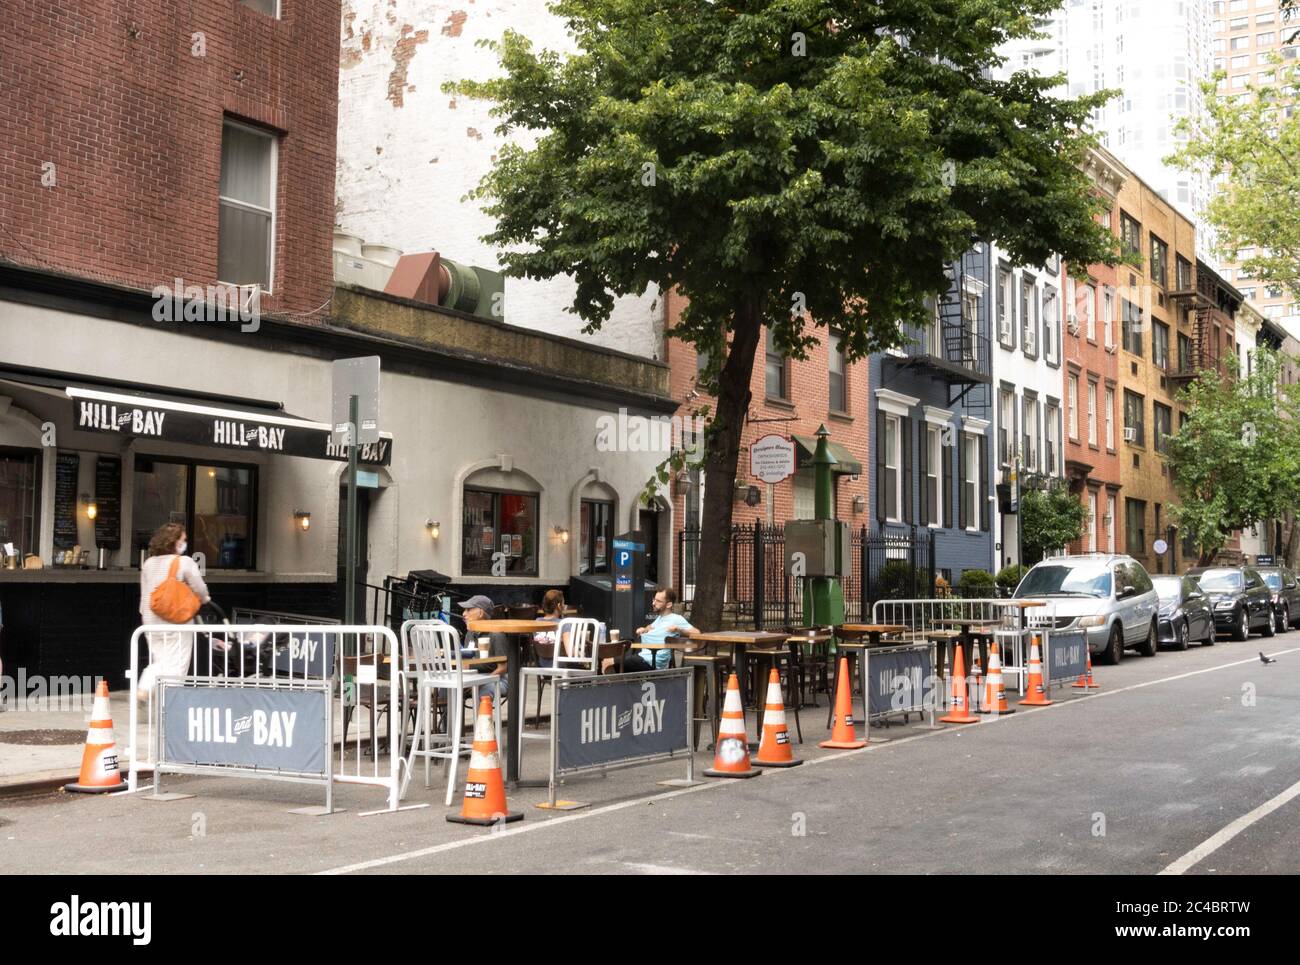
xmin=345 ymin=394 xmax=359 ymax=626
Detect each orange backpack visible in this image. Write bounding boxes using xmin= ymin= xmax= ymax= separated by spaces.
xmin=149 ymin=555 xmax=201 ymax=624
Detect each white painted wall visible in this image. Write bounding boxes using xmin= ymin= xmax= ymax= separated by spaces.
xmin=336 ymin=0 xmax=663 ymax=358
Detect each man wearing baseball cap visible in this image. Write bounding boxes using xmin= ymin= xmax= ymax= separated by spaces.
xmin=458 ymin=595 xmax=510 ymax=697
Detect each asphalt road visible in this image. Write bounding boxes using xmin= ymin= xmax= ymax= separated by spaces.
xmin=3 ymin=638 xmax=1299 ymax=875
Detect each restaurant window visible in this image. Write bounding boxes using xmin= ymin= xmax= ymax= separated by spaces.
xmin=579 ymin=499 xmax=614 ymax=574
xmin=1121 ymin=298 xmax=1143 ymax=356
xmin=1123 ymin=389 xmax=1146 ymax=447
xmin=462 ymin=487 xmax=539 ymax=577
xmin=765 ymin=329 xmax=789 ymax=401
xmin=828 ymin=330 xmax=847 ymax=413
xmin=0 ymin=448 xmax=41 ymax=559
xmin=1153 ymin=321 xmax=1170 ymax=370
xmin=1154 ymin=403 xmax=1173 ymax=455
xmin=218 ymin=119 xmax=277 ymax=292
xmin=132 ymin=457 xmax=257 ymax=569
xmin=1120 ymin=212 xmax=1141 ymax=255
xmin=1126 ymin=498 xmax=1147 ymax=558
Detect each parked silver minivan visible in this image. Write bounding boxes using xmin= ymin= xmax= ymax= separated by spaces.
xmin=1013 ymin=554 xmax=1160 ymax=664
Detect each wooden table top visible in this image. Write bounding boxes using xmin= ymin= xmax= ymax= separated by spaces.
xmin=386 ymin=655 xmax=505 ymax=669
xmin=692 ymin=630 xmax=788 ymax=646
xmin=467 ymin=619 xmax=554 ymax=633
xmin=1002 ymin=599 xmax=1048 ymax=609
xmin=932 ymin=618 xmax=1003 ymax=630
xmin=838 ymin=624 xmax=908 ymax=634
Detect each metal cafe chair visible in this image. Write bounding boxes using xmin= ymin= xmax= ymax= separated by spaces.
xmin=399 ymin=619 xmax=502 ymax=806
xmin=521 ymin=618 xmax=604 ymax=732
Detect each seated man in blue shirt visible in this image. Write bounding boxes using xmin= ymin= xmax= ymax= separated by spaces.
xmin=621 ymin=587 xmax=699 ymax=672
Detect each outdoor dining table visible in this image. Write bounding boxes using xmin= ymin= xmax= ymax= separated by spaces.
xmin=467 ymin=618 xmax=554 ymax=786
xmin=689 ymin=630 xmax=789 ymax=705
xmin=835 ymin=624 xmax=908 ymax=648
xmin=931 ymin=618 xmax=1002 ymax=676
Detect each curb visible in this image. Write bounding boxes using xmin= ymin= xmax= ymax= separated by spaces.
xmin=0 ymin=774 xmax=77 ymax=798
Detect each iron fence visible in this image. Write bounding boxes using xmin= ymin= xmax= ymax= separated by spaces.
xmin=676 ymin=523 xmax=936 ymax=629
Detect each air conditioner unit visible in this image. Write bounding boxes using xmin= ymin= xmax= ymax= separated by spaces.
xmin=1067 ymin=314 xmax=1080 ymax=335
xmin=999 ymin=320 xmax=1012 ymax=340
xmin=1123 ymin=426 xmax=1137 ymax=442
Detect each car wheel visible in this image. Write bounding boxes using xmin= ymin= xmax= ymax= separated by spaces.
xmin=1097 ymin=625 xmax=1123 ymax=665
xmin=1202 ymin=618 xmax=1216 ymax=645
xmin=1174 ymin=618 xmax=1190 ymax=651
xmin=1232 ymin=607 xmax=1249 ymax=641
xmin=1262 ymin=607 xmax=1276 ymax=638
xmin=1138 ymin=620 xmax=1158 ymax=657
xmin=1277 ymin=606 xmax=1289 ymax=635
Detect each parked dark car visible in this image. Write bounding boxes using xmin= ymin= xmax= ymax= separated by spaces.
xmin=1186 ymin=566 xmax=1275 ymax=641
xmin=1255 ymin=565 xmax=1300 ymax=634
xmin=1151 ymin=575 xmax=1215 ymax=649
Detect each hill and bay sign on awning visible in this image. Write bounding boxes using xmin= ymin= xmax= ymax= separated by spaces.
xmin=69 ymin=386 xmax=392 ymax=466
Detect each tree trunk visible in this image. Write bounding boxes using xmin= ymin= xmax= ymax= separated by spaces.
xmin=1283 ymin=510 xmax=1299 ymax=568
xmin=688 ymin=298 xmax=762 ymax=631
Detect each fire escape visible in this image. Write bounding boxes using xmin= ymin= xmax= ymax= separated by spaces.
xmin=1168 ymin=265 xmax=1224 ymax=383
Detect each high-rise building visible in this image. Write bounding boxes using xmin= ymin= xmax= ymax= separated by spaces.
xmin=1209 ymin=0 xmax=1300 ymax=326
xmin=996 ymin=1 xmax=1215 ymax=230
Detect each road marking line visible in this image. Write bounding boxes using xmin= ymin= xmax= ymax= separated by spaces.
xmin=317 ymin=647 xmax=1300 ymax=875
xmin=1159 ymin=776 xmax=1300 ymax=875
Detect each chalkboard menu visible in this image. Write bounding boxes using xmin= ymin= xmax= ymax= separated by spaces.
xmin=54 ymin=452 xmax=80 ymax=549
xmin=94 ymin=456 xmax=122 ymax=549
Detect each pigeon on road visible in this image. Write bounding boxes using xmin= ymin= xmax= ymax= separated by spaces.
xmin=1259 ymin=652 xmax=1277 ymax=665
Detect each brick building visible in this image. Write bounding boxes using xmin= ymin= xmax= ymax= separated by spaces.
xmin=0 ymin=0 xmax=341 ymax=316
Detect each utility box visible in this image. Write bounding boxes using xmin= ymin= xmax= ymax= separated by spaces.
xmin=785 ymin=519 xmax=851 ymax=578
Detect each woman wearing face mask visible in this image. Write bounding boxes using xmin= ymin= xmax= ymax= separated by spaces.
xmin=136 ymin=522 xmax=211 ymax=701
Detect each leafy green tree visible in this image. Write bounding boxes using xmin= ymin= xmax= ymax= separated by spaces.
xmin=1167 ymin=55 xmax=1300 ymax=298
xmin=450 ymin=0 xmax=1120 ymax=628
xmin=1167 ymin=348 xmax=1300 ymax=564
xmin=1020 ymin=483 xmax=1087 ymax=566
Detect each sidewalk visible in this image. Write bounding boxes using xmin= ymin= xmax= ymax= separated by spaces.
xmin=0 ymin=691 xmax=121 ymax=789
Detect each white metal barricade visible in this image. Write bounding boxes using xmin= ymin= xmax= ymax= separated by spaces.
xmin=126 ymin=623 xmax=406 ymax=814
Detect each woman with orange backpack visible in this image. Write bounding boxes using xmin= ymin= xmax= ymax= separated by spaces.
xmin=136 ymin=522 xmax=211 ymax=701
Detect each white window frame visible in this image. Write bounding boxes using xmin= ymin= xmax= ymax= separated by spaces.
xmin=1045 ymin=405 xmax=1060 ymax=477
xmin=963 ymin=432 xmax=980 ymax=532
xmin=218 ymin=117 xmax=278 ymax=294
xmin=1102 ymin=288 xmax=1115 ymax=349
xmin=885 ymin=414 xmax=903 ymax=524
xmin=1106 ymin=493 xmax=1117 ymax=554
xmin=1105 ymin=386 xmax=1116 ymax=449
xmin=925 ymin=423 xmax=943 ymax=529
xmin=1022 ymin=397 xmax=1039 ymax=472
xmin=1087 ymin=380 xmax=1098 ymax=446
xmin=1088 ymin=491 xmax=1099 ymax=553
xmin=1067 ymin=374 xmax=1079 ymax=440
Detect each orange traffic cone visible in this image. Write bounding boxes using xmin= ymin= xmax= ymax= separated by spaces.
xmin=447 ymin=695 xmax=523 ymax=825
xmin=1072 ymin=648 xmax=1098 ymax=690
xmin=1020 ymin=634 xmax=1054 ymax=707
xmin=65 ymin=681 xmax=125 ymax=794
xmin=980 ymin=642 xmax=1014 ymax=716
xmin=940 ymin=644 xmax=980 ymax=724
xmin=705 ymin=674 xmax=762 ymax=778
xmin=820 ymin=656 xmax=867 ymax=749
xmin=754 ymin=669 xmax=802 ymax=768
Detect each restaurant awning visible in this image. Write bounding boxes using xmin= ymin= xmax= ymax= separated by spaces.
xmin=791 ymin=434 xmax=862 ymax=476
xmin=0 ymin=367 xmax=392 ymax=466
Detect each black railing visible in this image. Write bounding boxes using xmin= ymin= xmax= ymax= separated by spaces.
xmin=676 ymin=523 xmax=937 ymax=630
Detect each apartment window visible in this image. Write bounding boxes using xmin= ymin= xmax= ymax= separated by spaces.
xmin=133 ymin=457 xmax=257 ymax=569
xmin=1087 ymin=380 xmax=1098 ymax=445
xmin=1258 ymin=11 xmax=1276 ymax=26
xmin=1231 ymin=35 xmax=1250 ymax=49
xmin=1123 ymin=389 xmax=1146 ymax=447
xmin=883 ymin=414 xmax=902 ymax=523
xmin=1230 ymin=16 xmax=1249 ymax=30
xmin=1079 ymin=283 xmax=1096 ymax=340
xmin=1228 ymin=0 xmax=1247 ymax=12
xmin=1042 ymin=286 xmax=1058 ymax=362
xmin=1022 ymin=396 xmax=1039 ymax=471
xmin=1067 ymin=374 xmax=1079 ymax=440
xmin=999 ymin=388 xmax=1015 ymax=467
xmin=1154 ymin=403 xmax=1173 ymax=456
xmin=961 ymin=434 xmax=980 ymax=531
xmin=923 ymin=424 xmax=942 ymax=527
xmin=218 ymin=119 xmax=276 ymax=292
xmin=1232 ymin=54 xmax=1251 ymax=68
xmin=997 ymin=267 xmax=1015 ymax=346
xmin=1102 ymin=289 xmax=1115 ymax=348
xmin=828 ymin=330 xmax=847 ymax=413
xmin=1106 ymin=493 xmax=1117 ymax=553
xmin=765 ymin=329 xmax=788 ymax=401
xmin=1258 ymin=31 xmax=1276 ymax=44
xmin=239 ymin=0 xmax=279 ymax=15
xmin=1150 ymin=235 xmax=1169 ymax=288
xmin=1177 ymin=332 xmax=1192 ymax=373
xmin=1153 ymin=321 xmax=1170 ymax=370
xmin=1045 ymin=403 xmax=1060 ymax=476
xmin=0 ymin=448 xmax=41 ymax=559
xmin=1122 ymin=298 xmax=1144 ymax=356
xmin=1120 ymin=212 xmax=1141 ymax=254
xmin=1176 ymin=256 xmax=1193 ymax=291
xmin=1088 ymin=491 xmax=1099 ymax=553
xmin=579 ymin=499 xmax=614 ymax=574
xmin=961 ymin=289 xmax=980 ymax=366
xmin=462 ymin=487 xmax=540 ymax=576
xmin=1021 ymin=277 xmax=1037 ymax=356
xmin=696 ymin=347 xmax=710 ymax=377
xmin=1126 ymin=498 xmax=1147 ymax=558
xmin=1105 ymin=386 xmax=1116 ymax=449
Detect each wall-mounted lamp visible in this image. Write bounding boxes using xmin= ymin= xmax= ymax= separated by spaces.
xmin=426 ymin=519 xmax=440 ymax=540
xmin=852 ymin=494 xmax=866 ymax=515
xmin=553 ymin=526 xmax=570 ymax=544
xmin=81 ymin=494 xmax=98 ymax=521
xmin=294 ymin=511 xmax=312 ymax=532
xmin=744 ymin=485 xmax=762 ymax=507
